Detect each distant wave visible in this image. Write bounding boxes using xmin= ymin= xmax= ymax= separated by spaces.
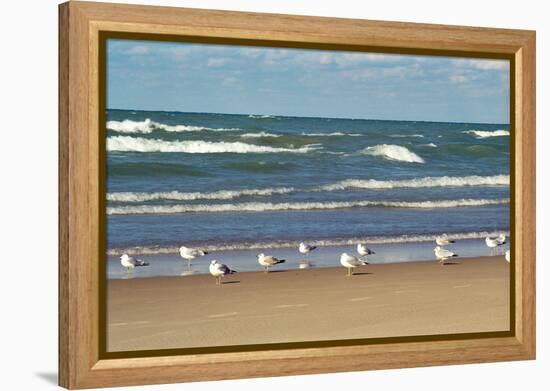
xmin=248 ymin=114 xmax=276 ymax=119
xmin=240 ymin=132 xmax=281 ymax=138
xmin=108 ymin=187 xmax=295 ymax=202
xmin=420 ymin=143 xmax=437 ymax=148
xmin=107 ymin=230 xmax=509 ymax=255
xmin=107 ymin=198 xmax=509 ymax=215
xmin=318 ymin=175 xmax=509 ymax=191
xmin=389 ymin=134 xmax=425 ymax=138
xmin=107 ymin=136 xmax=321 ymax=154
xmin=463 ymin=129 xmax=510 ymax=138
xmin=106 ymin=118 xmax=240 ymax=133
xmin=361 ymin=144 xmax=425 ymax=163
xmin=108 ymin=175 xmax=509 ymax=202
xmin=301 ymin=132 xmax=362 ymax=137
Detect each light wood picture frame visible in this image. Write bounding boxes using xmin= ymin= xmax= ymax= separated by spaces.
xmin=59 ymin=1 xmax=536 ymax=389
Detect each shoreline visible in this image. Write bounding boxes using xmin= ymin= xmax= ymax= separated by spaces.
xmin=107 ymin=255 xmax=510 ymax=352
xmin=107 ymin=238 xmax=509 ymax=279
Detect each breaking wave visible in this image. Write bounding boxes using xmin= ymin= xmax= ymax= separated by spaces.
xmin=107 ymin=175 xmax=509 ymax=202
xmin=301 ymin=132 xmax=362 ymax=137
xmin=106 ymin=118 xmax=240 ymax=133
xmin=463 ymin=129 xmax=510 ymax=138
xmin=107 ymin=187 xmax=295 ymax=202
xmin=240 ymin=132 xmax=281 ymax=138
xmin=361 ymin=144 xmax=425 ymax=163
xmin=106 ymin=136 xmax=322 ymax=154
xmin=318 ymin=175 xmax=509 ymax=191
xmin=107 ymin=198 xmax=509 ymax=215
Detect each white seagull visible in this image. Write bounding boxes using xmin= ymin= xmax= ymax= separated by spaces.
xmin=505 ymin=250 xmax=510 ymax=263
xmin=434 ymin=246 xmax=458 ymax=264
xmin=340 ymin=252 xmax=368 ymax=276
xmin=179 ymin=246 xmax=208 ymax=268
xmin=357 ymin=243 xmax=375 ymax=260
xmin=209 ymin=260 xmax=237 ymax=285
xmin=485 ymin=234 xmax=506 ymax=254
xmin=435 ymin=234 xmax=455 ymax=246
xmin=120 ymin=254 xmax=149 ymax=271
xmin=299 ymin=242 xmax=317 ymax=259
xmin=257 ymin=253 xmax=286 ymax=273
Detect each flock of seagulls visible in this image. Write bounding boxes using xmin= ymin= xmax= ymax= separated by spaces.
xmin=433 ymin=233 xmax=508 ymax=264
xmin=118 ymin=234 xmax=510 ymax=283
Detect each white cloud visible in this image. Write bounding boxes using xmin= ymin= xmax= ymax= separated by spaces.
xmin=124 ymin=45 xmax=151 ymax=55
xmin=454 ymin=59 xmax=509 ymax=71
xmin=207 ymin=58 xmax=229 ymax=67
xmin=449 ymin=74 xmax=470 ymax=83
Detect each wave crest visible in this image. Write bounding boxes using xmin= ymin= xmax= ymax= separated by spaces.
xmin=462 ymin=129 xmax=510 ymax=138
xmin=106 ymin=118 xmax=239 ymax=133
xmin=301 ymin=132 xmax=362 ymax=137
xmin=107 ymin=198 xmax=508 ymax=215
xmin=362 ymin=144 xmax=425 ymax=163
xmin=240 ymin=132 xmax=281 ymax=138
xmin=108 ymin=187 xmax=295 ymax=202
xmin=106 ymin=136 xmax=321 ymax=154
xmin=318 ymin=175 xmax=509 ymax=191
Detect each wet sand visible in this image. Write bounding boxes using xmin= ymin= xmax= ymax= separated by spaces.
xmin=107 ymin=256 xmax=509 ymax=352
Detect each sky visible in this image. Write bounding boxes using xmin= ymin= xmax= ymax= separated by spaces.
xmin=107 ymin=39 xmax=510 ymax=124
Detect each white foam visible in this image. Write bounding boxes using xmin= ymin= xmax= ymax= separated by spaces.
xmin=108 ymin=175 xmax=509 ymax=203
xmin=301 ymin=132 xmax=362 ymax=137
xmin=106 ymin=118 xmax=239 ymax=133
xmin=240 ymin=132 xmax=281 ymax=138
xmin=106 ymin=136 xmax=321 ymax=154
xmin=318 ymin=175 xmax=509 ymax=191
xmin=462 ymin=129 xmax=510 ymax=138
xmin=248 ymin=114 xmax=276 ymax=119
xmin=362 ymin=144 xmax=425 ymax=163
xmin=389 ymin=134 xmax=425 ymax=138
xmin=421 ymin=143 xmax=438 ymax=148
xmin=107 ymin=187 xmax=295 ymax=202
xmin=107 ymin=230 xmax=509 ymax=256
xmin=107 ymin=198 xmax=508 ymax=215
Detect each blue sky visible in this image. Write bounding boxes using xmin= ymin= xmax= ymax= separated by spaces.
xmin=107 ymin=39 xmax=509 ymax=124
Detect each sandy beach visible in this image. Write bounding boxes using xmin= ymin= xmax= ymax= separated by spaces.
xmin=107 ymin=255 xmax=509 ymax=352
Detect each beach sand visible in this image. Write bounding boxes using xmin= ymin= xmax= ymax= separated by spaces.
xmin=107 ymin=255 xmax=509 ymax=352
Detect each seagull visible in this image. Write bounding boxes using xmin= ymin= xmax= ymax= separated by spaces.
xmin=299 ymin=242 xmax=317 ymax=259
xmin=120 ymin=254 xmax=149 ymax=271
xmin=435 ymin=234 xmax=455 ymax=246
xmin=485 ymin=234 xmax=506 ymax=254
xmin=179 ymin=246 xmax=208 ymax=269
xmin=257 ymin=253 xmax=286 ymax=273
xmin=340 ymin=252 xmax=368 ymax=276
xmin=505 ymin=250 xmax=510 ymax=263
xmin=357 ymin=243 xmax=375 ymax=261
xmin=209 ymin=260 xmax=237 ymax=285
xmin=434 ymin=246 xmax=458 ymax=264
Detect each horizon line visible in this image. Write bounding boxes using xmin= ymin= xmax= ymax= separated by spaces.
xmin=106 ymin=107 xmax=510 ymax=126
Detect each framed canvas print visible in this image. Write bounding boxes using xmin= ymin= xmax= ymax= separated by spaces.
xmin=59 ymin=1 xmax=536 ymax=389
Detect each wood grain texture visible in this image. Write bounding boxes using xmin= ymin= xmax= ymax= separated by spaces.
xmin=58 ymin=1 xmax=536 ymax=388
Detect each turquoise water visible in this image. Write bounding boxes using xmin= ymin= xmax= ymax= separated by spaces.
xmin=105 ymin=109 xmax=510 ymax=276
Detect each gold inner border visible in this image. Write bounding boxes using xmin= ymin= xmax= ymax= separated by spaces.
xmin=97 ymin=31 xmax=515 ymax=360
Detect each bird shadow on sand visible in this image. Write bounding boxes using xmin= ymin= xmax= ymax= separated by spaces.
xmin=441 ymin=262 xmax=460 ymax=266
xmin=264 ymin=270 xmax=288 ymax=274
xmin=351 ymin=272 xmax=373 ymax=276
xmin=221 ymin=280 xmax=241 ymax=285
